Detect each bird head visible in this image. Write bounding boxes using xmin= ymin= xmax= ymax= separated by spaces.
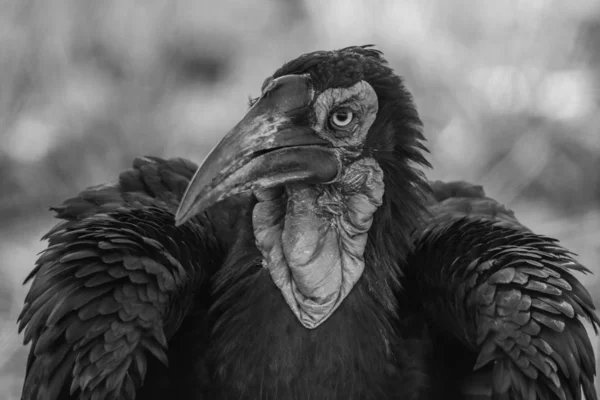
xmin=175 ymin=46 xmax=429 ymax=328
xmin=175 ymin=45 xmax=427 ymax=225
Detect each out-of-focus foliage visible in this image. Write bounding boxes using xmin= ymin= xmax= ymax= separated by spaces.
xmin=0 ymin=0 xmax=598 ymax=398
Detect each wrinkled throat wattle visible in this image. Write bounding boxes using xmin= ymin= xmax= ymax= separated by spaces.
xmin=252 ymin=158 xmax=384 ymax=328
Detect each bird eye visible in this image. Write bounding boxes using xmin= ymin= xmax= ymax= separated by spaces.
xmin=329 ymin=109 xmax=354 ymax=128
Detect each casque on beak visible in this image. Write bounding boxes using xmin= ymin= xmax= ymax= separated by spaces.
xmin=175 ymin=74 xmax=341 ymax=226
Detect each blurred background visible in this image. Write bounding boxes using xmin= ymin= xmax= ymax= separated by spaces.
xmin=0 ymin=0 xmax=599 ymax=398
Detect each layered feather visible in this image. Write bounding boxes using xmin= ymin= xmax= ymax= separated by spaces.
xmin=407 ymin=180 xmax=599 ymax=400
xmin=18 ymin=157 xmax=223 ymax=400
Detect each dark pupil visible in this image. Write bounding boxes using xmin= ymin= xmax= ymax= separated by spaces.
xmin=336 ymin=112 xmax=349 ymax=122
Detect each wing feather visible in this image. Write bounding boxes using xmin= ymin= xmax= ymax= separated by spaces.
xmin=19 ymin=157 xmax=224 ymax=400
xmin=409 ymin=180 xmax=599 ymax=400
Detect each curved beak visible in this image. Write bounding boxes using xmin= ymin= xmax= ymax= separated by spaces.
xmin=174 ymin=75 xmax=340 ymax=226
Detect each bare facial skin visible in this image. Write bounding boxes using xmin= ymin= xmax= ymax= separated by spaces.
xmin=312 ymin=81 xmax=378 ymax=148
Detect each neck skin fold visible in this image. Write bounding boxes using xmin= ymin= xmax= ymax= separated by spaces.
xmin=252 ymin=157 xmax=385 ymax=328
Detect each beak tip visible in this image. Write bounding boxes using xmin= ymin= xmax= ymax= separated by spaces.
xmin=174 ymin=205 xmax=190 ymax=227
xmin=174 ymin=194 xmax=210 ymax=227
xmin=174 ymin=218 xmax=185 ymax=227
xmin=173 ymin=214 xmax=186 ymax=227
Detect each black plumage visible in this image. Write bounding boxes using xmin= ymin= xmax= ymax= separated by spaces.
xmin=18 ymin=46 xmax=598 ymax=400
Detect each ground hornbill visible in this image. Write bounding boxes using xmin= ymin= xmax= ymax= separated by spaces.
xmin=19 ymin=46 xmax=599 ymax=400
